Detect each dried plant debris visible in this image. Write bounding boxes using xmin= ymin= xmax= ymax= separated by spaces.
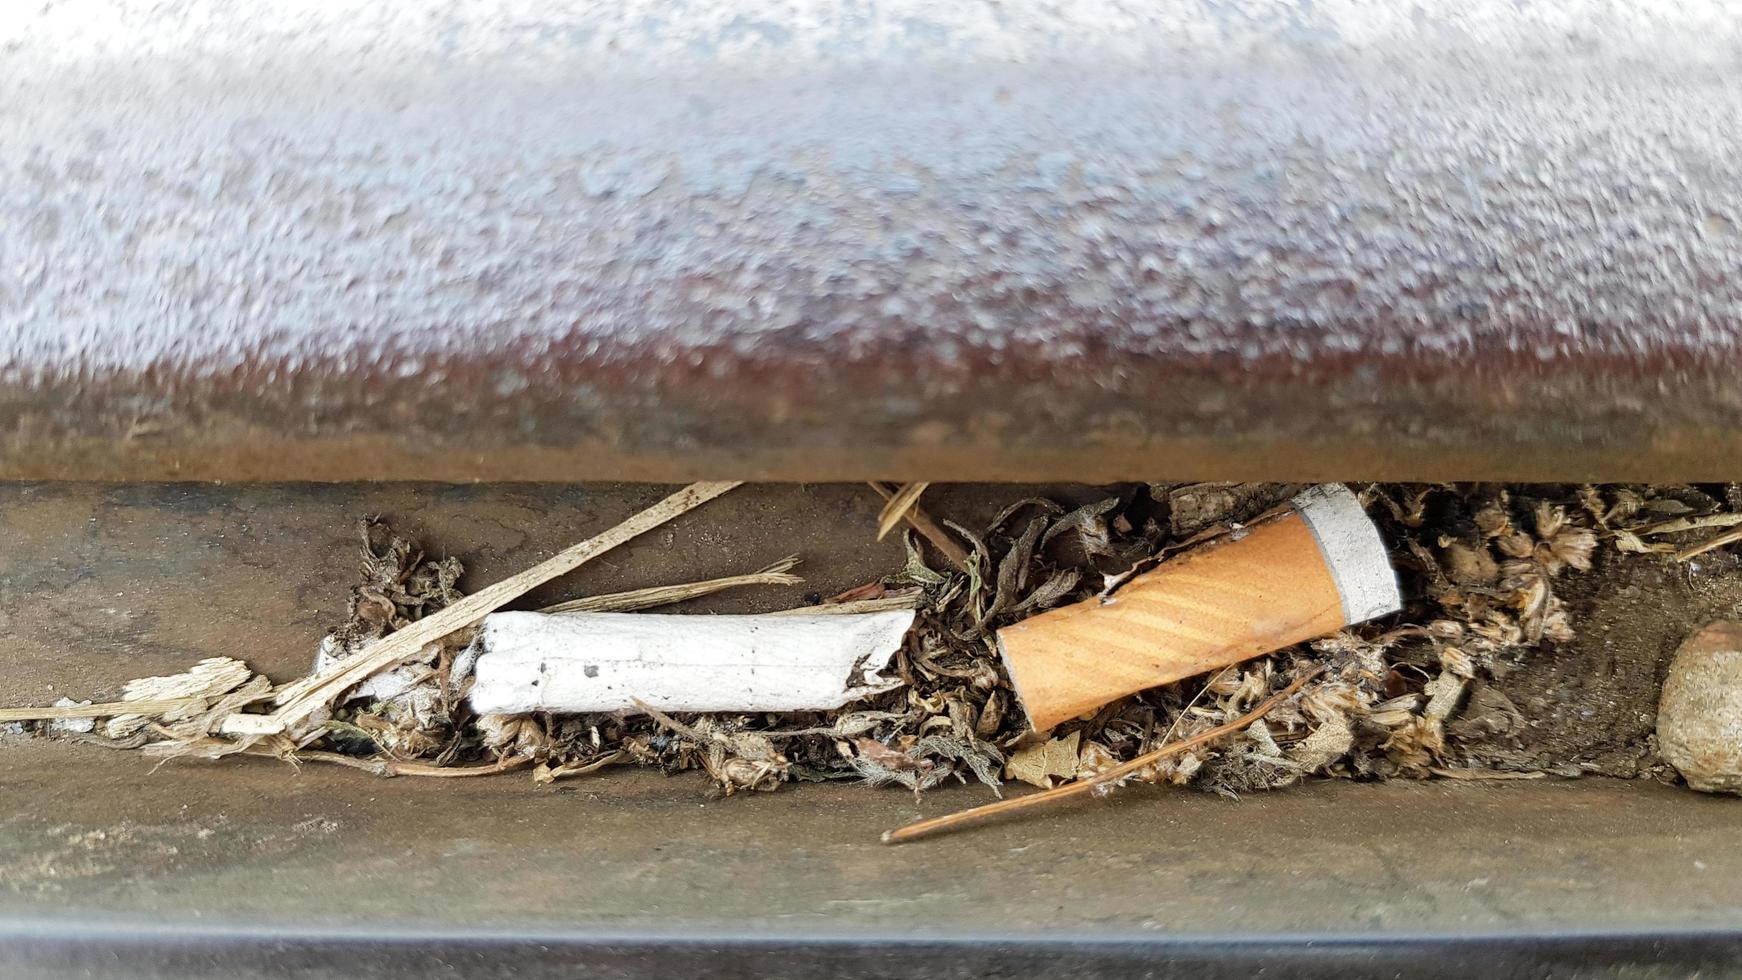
xmin=13 ymin=481 xmax=1739 ymax=799
xmin=330 ymin=518 xmax=464 ymax=655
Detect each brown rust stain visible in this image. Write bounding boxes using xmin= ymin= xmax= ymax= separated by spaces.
xmin=12 ymin=339 xmax=1742 ymax=483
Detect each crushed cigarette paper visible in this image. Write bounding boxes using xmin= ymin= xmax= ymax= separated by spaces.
xmin=466 ymin=610 xmax=916 ymax=714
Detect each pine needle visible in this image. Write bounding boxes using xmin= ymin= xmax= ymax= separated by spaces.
xmin=540 ymin=556 xmax=802 ymax=614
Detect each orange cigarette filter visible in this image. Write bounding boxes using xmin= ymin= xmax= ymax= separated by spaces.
xmin=996 ymin=484 xmax=1400 ymax=731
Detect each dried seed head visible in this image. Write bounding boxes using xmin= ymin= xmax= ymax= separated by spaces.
xmin=1299 ymin=680 xmax=1368 ymax=726
xmin=1497 ymin=532 xmax=1536 ymax=559
xmin=1535 ymin=502 xmax=1567 ymax=540
xmin=1546 ymin=526 xmax=1597 ymax=574
xmin=1474 ymin=502 xmax=1512 ymax=539
xmin=1076 ymin=740 xmax=1120 ymax=778
xmin=1442 ymin=542 xmax=1500 ymax=586
xmin=1439 ymin=646 xmax=1476 ymax=679
xmin=1542 ymin=605 xmax=1576 ymax=643
xmin=1367 ymin=695 xmax=1422 ymax=728
xmin=477 ymin=713 xmax=551 ymax=761
xmin=1381 ymin=716 xmax=1444 ymax=770
xmin=1427 ymin=620 xmax=1466 ymax=643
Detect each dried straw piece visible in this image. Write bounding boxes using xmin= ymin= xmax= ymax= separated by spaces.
xmin=201 ymin=745 xmax=534 ymax=779
xmin=221 ymin=482 xmax=741 ymax=737
xmin=1675 ymin=526 xmax=1742 ymax=562
xmin=767 ymin=593 xmax=923 ymax=617
xmin=540 ymin=556 xmax=801 ymax=614
xmin=882 ymin=669 xmax=1321 ymax=844
xmin=1428 ymin=767 xmax=1545 ymax=781
xmin=535 ymin=750 xmax=629 ymax=784
xmin=0 ymin=699 xmax=207 ymax=723
xmin=868 ymin=482 xmax=969 ymax=569
xmin=876 ymin=482 xmax=931 ymax=540
xmin=389 ymin=756 xmax=533 ymax=778
xmin=1634 ymin=512 xmax=1742 ymax=536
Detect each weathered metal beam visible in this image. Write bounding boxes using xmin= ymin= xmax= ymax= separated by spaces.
xmin=5 ymin=2 xmax=1742 ymax=481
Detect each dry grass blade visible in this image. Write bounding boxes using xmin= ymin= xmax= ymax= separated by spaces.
xmin=882 ymin=669 xmax=1321 ymax=844
xmin=1428 ymin=767 xmax=1546 ymax=781
xmin=539 ymin=556 xmax=802 ymax=614
xmin=0 ymin=698 xmax=209 ymax=723
xmin=227 ymin=747 xmax=533 ymax=778
xmin=1675 ymin=526 xmax=1742 ymax=562
xmin=536 ymin=750 xmax=628 ymax=784
xmin=876 ymin=482 xmax=931 ymax=540
xmin=1635 ymin=512 xmax=1742 ymax=536
xmin=389 ymin=756 xmax=533 ymax=778
xmin=767 ymin=593 xmax=923 ymax=616
xmin=868 ymin=481 xmax=969 ymax=569
xmin=221 ymin=482 xmax=742 ymax=737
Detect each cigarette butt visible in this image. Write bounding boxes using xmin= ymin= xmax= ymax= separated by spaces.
xmin=467 ymin=610 xmax=916 ymax=715
xmin=996 ymin=484 xmax=1399 ymax=731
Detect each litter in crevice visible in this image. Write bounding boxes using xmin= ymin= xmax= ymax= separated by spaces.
xmin=10 ymin=480 xmax=1741 ymax=821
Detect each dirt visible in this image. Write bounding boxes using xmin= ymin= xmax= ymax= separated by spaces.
xmin=1463 ymin=548 xmax=1742 ymax=779
xmin=4 ymin=480 xmax=1738 ymax=793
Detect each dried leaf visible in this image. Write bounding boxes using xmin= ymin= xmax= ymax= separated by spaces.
xmin=1612 ymin=529 xmax=1669 ymax=554
xmin=975 ymin=692 xmax=1004 ymax=738
xmin=914 ymin=733 xmax=1004 ymax=794
xmin=1423 ymin=672 xmax=1467 ymax=722
xmin=1289 ymin=717 xmax=1354 ymax=770
xmin=988 ymin=497 xmax=1065 ymax=532
xmin=983 ymin=515 xmax=1049 ymax=626
xmin=1009 ymin=568 xmax=1081 ymax=615
xmin=1040 ymin=497 xmax=1120 ymax=558
xmin=896 ymin=531 xmax=949 ymax=587
xmin=1004 ymin=731 xmax=1080 ymax=788
xmin=854 ymin=737 xmax=923 ymax=772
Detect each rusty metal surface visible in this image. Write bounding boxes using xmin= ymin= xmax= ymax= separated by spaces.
xmin=6 ymin=1 xmax=1742 ymax=481
xmin=3 ymin=483 xmax=1742 ymax=974
xmin=3 ymin=740 xmax=1742 ymax=979
xmin=0 ymin=480 xmax=1115 ymax=699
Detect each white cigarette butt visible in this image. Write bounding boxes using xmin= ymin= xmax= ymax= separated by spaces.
xmin=467 ymin=610 xmax=915 ymax=715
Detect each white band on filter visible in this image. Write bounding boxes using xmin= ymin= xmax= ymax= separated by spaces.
xmin=1291 ymin=484 xmax=1402 ymax=625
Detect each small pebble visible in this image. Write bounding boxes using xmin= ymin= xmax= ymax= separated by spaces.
xmin=1658 ymin=621 xmax=1742 ymax=794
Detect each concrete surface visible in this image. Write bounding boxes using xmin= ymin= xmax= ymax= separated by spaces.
xmin=0 ymin=741 xmax=1739 ymax=939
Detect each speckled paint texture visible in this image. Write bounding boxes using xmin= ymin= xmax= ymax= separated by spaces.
xmin=4 ymin=1 xmax=1742 ymax=480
